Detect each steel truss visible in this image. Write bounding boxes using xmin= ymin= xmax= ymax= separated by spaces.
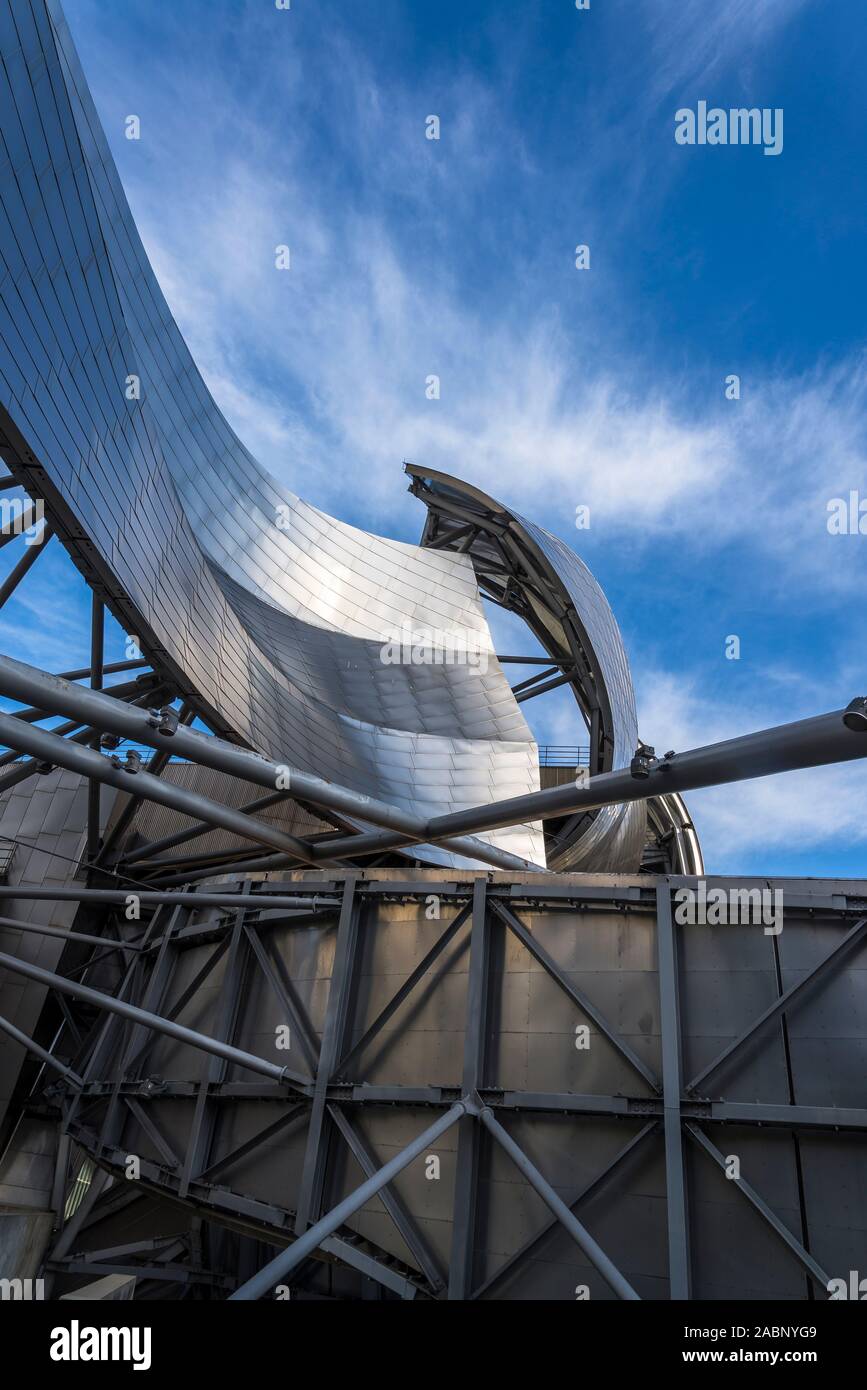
xmin=6 ymin=871 xmax=863 ymax=1300
xmin=0 ymin=628 xmax=863 ymax=1299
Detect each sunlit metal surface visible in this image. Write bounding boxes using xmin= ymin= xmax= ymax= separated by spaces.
xmin=0 ymin=0 xmax=696 ymax=877
xmin=0 ymin=0 xmax=545 ymax=869
xmin=407 ymin=468 xmax=648 ymax=870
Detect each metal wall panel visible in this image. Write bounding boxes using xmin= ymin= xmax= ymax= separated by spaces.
xmin=50 ymin=870 xmax=867 ymax=1300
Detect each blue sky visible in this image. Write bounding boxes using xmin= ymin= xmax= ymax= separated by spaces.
xmin=3 ymin=0 xmax=865 ymax=875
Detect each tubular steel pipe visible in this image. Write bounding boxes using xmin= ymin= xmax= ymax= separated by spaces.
xmin=0 ymin=712 xmax=320 ymax=868
xmin=56 ymin=659 xmax=150 ymax=681
xmin=87 ymin=595 xmax=105 ymax=863
xmin=0 ymin=1012 xmax=83 ymax=1089
xmin=96 ymin=703 xmax=196 ymax=864
xmin=0 ymin=885 xmax=341 ymax=914
xmin=229 ymin=1101 xmax=467 ymax=1300
xmin=5 ymin=674 xmax=159 ymax=724
xmin=0 ymin=913 xmax=141 ymax=954
xmin=0 ymin=525 xmax=53 ymax=607
xmin=315 ymin=703 xmax=867 ymax=859
xmin=0 ymin=655 xmax=864 ymax=864
xmin=0 ymin=655 xmax=546 ymax=874
xmin=0 ymin=950 xmax=308 ymax=1089
xmin=478 ymin=1107 xmax=641 ymax=1301
xmin=121 ymin=792 xmax=287 ymax=864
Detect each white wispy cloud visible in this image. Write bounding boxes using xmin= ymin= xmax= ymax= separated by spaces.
xmin=641 ymin=0 xmax=811 ymax=102
xmin=77 ymin=0 xmax=863 ymax=581
xmin=55 ymin=0 xmax=865 ymax=876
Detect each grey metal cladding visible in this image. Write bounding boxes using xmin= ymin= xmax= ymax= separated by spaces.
xmin=0 ymin=0 xmax=545 ymax=869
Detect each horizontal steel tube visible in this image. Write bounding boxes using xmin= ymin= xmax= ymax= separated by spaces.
xmin=0 ymin=711 xmax=319 ymax=867
xmin=56 ymin=659 xmax=149 ymax=681
xmin=0 ymin=886 xmax=340 ymax=914
xmin=3 ymin=656 xmax=863 ymax=868
xmin=5 ymin=675 xmax=155 ymax=725
xmin=230 ymin=1101 xmax=466 ymax=1300
xmin=422 ymin=707 xmax=867 ymax=838
xmin=0 ymin=913 xmax=141 ymax=953
xmin=319 ymin=704 xmax=867 ymax=856
xmin=0 ymin=654 xmax=545 ymax=873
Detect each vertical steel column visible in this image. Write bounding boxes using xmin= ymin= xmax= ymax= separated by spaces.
xmin=180 ymin=887 xmax=251 ymax=1198
xmin=295 ymin=874 xmax=360 ymax=1233
xmin=448 ymin=876 xmax=490 ymax=1298
xmin=589 ymin=705 xmax=602 ymax=776
xmin=50 ymin=1131 xmax=71 ymax=1233
xmin=90 ymin=908 xmax=178 ymax=1154
xmin=86 ymin=594 xmax=104 ymax=863
xmin=656 ymin=880 xmax=691 ymax=1299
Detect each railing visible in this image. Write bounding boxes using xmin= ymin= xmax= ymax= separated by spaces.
xmin=537 ymin=746 xmax=590 ymax=768
xmin=0 ymin=837 xmax=15 ymax=880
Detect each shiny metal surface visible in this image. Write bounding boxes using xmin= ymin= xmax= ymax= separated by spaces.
xmin=407 ymin=468 xmax=648 ymax=871
xmin=0 ymin=0 xmax=544 ymax=870
xmin=0 ymin=0 xmax=696 ymax=878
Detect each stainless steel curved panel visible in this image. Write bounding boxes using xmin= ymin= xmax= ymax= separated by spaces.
xmin=0 ymin=0 xmax=545 ymax=869
xmin=406 ymin=467 xmax=648 ymax=871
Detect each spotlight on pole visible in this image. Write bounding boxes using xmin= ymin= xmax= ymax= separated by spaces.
xmin=630 ymin=743 xmax=656 ymax=780
xmin=843 ymin=697 xmax=867 ymax=733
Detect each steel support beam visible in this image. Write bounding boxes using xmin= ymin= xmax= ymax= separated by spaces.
xmin=687 ymin=916 xmax=867 ymax=1094
xmin=121 ymin=791 xmax=286 ymax=865
xmin=230 ymin=1101 xmax=467 ymax=1300
xmin=449 ymin=878 xmax=490 ymax=1298
xmin=199 ymin=1104 xmax=309 ymax=1184
xmin=0 ymin=949 xmax=307 ymax=1088
xmin=684 ymin=1123 xmax=832 ymax=1293
xmin=514 ymin=669 xmax=577 ymax=703
xmin=0 ymin=1010 xmax=83 ymax=1088
xmin=0 ymin=912 xmax=141 ymax=955
xmin=0 ymin=654 xmax=546 ymax=872
xmin=474 ymin=1122 xmax=657 ymax=1298
xmin=490 ymin=898 xmax=660 ymax=1092
xmin=319 ymin=1234 xmax=419 ymax=1299
xmin=57 ymin=659 xmax=150 ymax=681
xmin=478 ymin=1107 xmax=641 ymax=1300
xmin=334 ymin=900 xmax=473 ymax=1080
xmin=0 ymin=885 xmax=340 ymax=914
xmin=511 ymin=665 xmax=559 ymax=696
xmin=86 ymin=595 xmax=104 ymax=863
xmin=295 ymin=876 xmax=359 ymax=1232
xmin=180 ymin=889 xmax=254 ymax=1198
xmin=327 ymin=1104 xmax=445 ymax=1293
xmin=656 ymin=883 xmax=691 ymax=1299
xmin=0 ymin=526 xmax=53 ymax=607
xmin=316 ymin=705 xmax=867 ymax=860
xmin=97 ymin=702 xmax=195 ymax=863
xmin=0 ymin=712 xmax=321 ymax=867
